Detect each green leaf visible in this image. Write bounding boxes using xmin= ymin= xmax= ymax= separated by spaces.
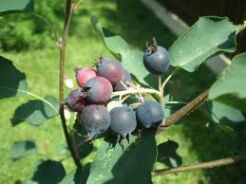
xmin=200 ymin=101 xmax=245 ymax=127
xmin=43 ymin=95 xmax=59 ymax=118
xmin=10 ymin=140 xmax=36 ymax=160
xmin=91 ymin=16 xmax=156 ymax=86
xmin=60 ymin=165 xmax=90 ymax=184
xmin=0 ymin=56 xmax=28 ymax=99
xmin=31 ymin=160 xmax=66 ymax=184
xmin=86 ymin=130 xmax=157 ymax=184
xmin=0 ymin=0 xmax=34 ymax=14
xmin=209 ymin=53 xmax=246 ymax=111
xmin=157 ymin=140 xmax=182 ymax=168
xmin=11 ymin=96 xmax=59 ymax=126
xmin=169 ymin=17 xmax=246 ymax=72
xmin=73 ymin=122 xmax=94 ymax=159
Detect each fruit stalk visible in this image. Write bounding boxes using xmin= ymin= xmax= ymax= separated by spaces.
xmin=158 ymin=76 xmax=164 ymax=105
xmin=59 ymin=0 xmax=81 ymax=168
xmin=152 ymin=155 xmax=246 ymax=176
xmin=111 ymin=86 xmax=161 ymax=99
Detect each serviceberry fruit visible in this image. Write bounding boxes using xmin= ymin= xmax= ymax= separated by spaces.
xmin=114 ymin=69 xmax=132 ymax=91
xmin=85 ymin=76 xmax=112 ymax=104
xmin=75 ymin=67 xmax=97 ymax=87
xmin=79 ymin=105 xmax=110 ymax=140
xmin=136 ymin=100 xmax=164 ymax=128
xmin=110 ymin=105 xmax=137 ymax=138
xmin=96 ymin=57 xmax=124 ymax=85
xmin=65 ymin=88 xmax=87 ymax=112
xmin=143 ymin=40 xmax=170 ymax=75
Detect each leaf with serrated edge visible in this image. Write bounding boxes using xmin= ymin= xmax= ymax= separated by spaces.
xmin=86 ymin=130 xmax=156 ymax=184
xmin=11 ymin=96 xmax=59 ymax=126
xmin=0 ymin=56 xmax=28 ymax=99
xmin=169 ymin=17 xmax=246 ymax=72
xmin=209 ymin=53 xmax=246 ymax=100
xmin=200 ymin=101 xmax=245 ymax=125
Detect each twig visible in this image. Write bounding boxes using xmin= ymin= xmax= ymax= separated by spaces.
xmin=161 ymin=89 xmax=209 ymax=127
xmin=59 ymin=0 xmax=81 ymax=168
xmin=72 ymin=0 xmax=85 ymax=11
xmin=60 ymin=106 xmax=81 ymax=168
xmin=152 ymin=155 xmax=246 ymax=176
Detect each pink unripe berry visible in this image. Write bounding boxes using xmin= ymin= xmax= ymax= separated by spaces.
xmin=75 ymin=67 xmax=97 ymax=87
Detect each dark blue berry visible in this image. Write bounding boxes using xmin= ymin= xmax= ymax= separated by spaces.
xmin=110 ymin=105 xmax=137 ymax=137
xmin=143 ymin=45 xmax=170 ymax=75
xmin=79 ymin=105 xmax=110 ymax=139
xmin=136 ymin=100 xmax=164 ymax=128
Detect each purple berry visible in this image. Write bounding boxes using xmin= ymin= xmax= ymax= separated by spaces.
xmin=143 ymin=45 xmax=170 ymax=75
xmin=85 ymin=76 xmax=112 ymax=104
xmin=114 ymin=69 xmax=132 ymax=91
xmin=96 ymin=57 xmax=124 ymax=85
xmin=65 ymin=88 xmax=87 ymax=112
xmin=79 ymin=105 xmax=110 ymax=139
xmin=136 ymin=100 xmax=164 ymax=128
xmin=109 ymin=105 xmax=137 ymax=138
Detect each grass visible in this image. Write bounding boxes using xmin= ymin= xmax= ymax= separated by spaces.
xmin=0 ymin=0 xmax=246 ymax=183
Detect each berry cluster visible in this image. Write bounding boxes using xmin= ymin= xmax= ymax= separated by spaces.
xmin=65 ymin=40 xmax=170 ymax=141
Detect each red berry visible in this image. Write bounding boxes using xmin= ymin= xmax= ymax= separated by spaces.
xmin=96 ymin=57 xmax=124 ymax=85
xmin=75 ymin=67 xmax=97 ymax=87
xmin=85 ymin=76 xmax=113 ymax=104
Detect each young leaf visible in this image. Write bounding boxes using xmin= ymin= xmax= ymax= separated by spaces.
xmin=169 ymin=17 xmax=246 ymax=72
xmin=0 ymin=0 xmax=34 ymax=14
xmin=10 ymin=140 xmax=36 ymax=160
xmin=0 ymin=56 xmax=28 ymax=99
xmin=209 ymin=53 xmax=246 ymax=111
xmin=43 ymin=95 xmax=59 ymax=118
xmin=91 ymin=16 xmax=156 ymax=86
xmin=86 ymin=130 xmax=157 ymax=184
xmin=11 ymin=96 xmax=59 ymax=126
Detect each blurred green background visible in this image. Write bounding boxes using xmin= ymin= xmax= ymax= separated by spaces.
xmin=0 ymin=0 xmax=245 ymax=183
